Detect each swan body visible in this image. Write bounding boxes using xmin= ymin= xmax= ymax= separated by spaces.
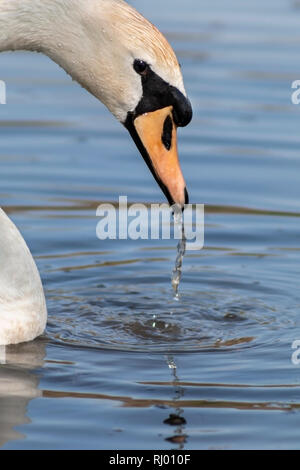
xmin=0 ymin=0 xmax=192 ymax=345
xmin=0 ymin=209 xmax=47 ymax=345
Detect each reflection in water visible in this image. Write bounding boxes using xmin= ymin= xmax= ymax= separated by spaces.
xmin=0 ymin=339 xmax=46 ymax=448
xmin=0 ymin=346 xmax=5 ymax=364
xmin=164 ymin=355 xmax=187 ymax=448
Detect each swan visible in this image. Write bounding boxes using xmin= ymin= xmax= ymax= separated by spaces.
xmin=0 ymin=0 xmax=192 ymax=345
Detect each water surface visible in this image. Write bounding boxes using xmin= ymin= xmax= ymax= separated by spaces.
xmin=1 ymin=0 xmax=300 ymax=449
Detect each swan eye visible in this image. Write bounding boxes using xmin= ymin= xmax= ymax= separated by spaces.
xmin=133 ymin=59 xmax=148 ymax=75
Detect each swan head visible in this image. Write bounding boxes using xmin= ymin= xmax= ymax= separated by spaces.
xmin=65 ymin=0 xmax=193 ymax=206
xmin=123 ymin=51 xmax=192 ymax=207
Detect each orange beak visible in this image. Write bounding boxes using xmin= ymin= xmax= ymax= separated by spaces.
xmin=132 ymin=106 xmax=188 ymax=207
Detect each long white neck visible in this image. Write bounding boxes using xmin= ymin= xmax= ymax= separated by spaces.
xmin=0 ymin=0 xmax=144 ymax=121
xmin=0 ymin=0 xmax=81 ymax=51
xmin=0 ymin=0 xmax=97 ymax=91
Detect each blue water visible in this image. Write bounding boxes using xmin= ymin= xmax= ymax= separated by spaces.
xmin=1 ymin=0 xmax=300 ymax=449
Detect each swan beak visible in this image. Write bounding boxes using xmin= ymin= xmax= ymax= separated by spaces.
xmin=133 ymin=106 xmax=188 ymax=207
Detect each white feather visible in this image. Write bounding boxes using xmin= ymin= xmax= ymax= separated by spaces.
xmin=0 ymin=209 xmax=47 ymax=345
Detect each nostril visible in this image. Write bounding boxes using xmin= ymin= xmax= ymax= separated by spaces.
xmin=161 ymin=115 xmax=173 ymax=150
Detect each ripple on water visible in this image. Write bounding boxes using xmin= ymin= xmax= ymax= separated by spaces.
xmin=46 ymin=282 xmax=295 ymax=353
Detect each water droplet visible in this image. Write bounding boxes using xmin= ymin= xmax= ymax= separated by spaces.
xmin=168 ymin=359 xmax=177 ymax=370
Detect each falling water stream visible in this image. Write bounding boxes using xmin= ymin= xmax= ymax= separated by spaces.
xmin=171 ymin=205 xmax=186 ymax=299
